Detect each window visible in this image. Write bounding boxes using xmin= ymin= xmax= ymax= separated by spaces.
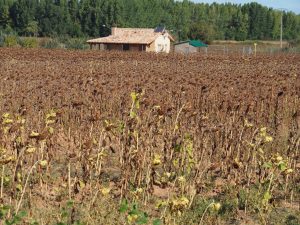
xmin=123 ymin=44 xmax=129 ymax=51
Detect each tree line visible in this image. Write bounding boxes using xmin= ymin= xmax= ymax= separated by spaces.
xmin=0 ymin=0 xmax=299 ymax=42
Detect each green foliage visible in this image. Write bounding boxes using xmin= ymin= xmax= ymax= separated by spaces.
xmin=152 ymin=219 xmax=162 ymax=225
xmin=0 ymin=4 xmax=11 ymax=29
xmin=0 ymin=0 xmax=300 ymax=41
xmin=189 ymin=21 xmax=216 ymax=43
xmin=39 ymin=37 xmax=88 ymax=50
xmin=65 ymin=38 xmax=88 ymax=50
xmin=4 ymin=35 xmax=18 ymax=47
xmin=5 ymin=211 xmax=27 ymax=225
xmin=119 ymin=199 xmax=129 ymax=213
xmin=19 ymin=37 xmax=38 ymax=48
xmin=119 ymin=200 xmax=161 ymax=225
xmin=289 ymin=37 xmax=300 ymax=47
xmin=285 ymin=215 xmax=300 ymax=225
xmin=55 ymin=200 xmax=83 ymax=225
xmin=0 ymin=205 xmax=27 ymax=225
xmin=238 ymin=189 xmax=247 ymax=210
xmin=0 ymin=205 xmax=10 ymax=219
xmin=24 ymin=21 xmax=38 ymax=37
xmin=41 ymin=38 xmax=61 ymax=49
xmin=177 ymin=198 xmax=216 ymax=224
xmin=0 ymin=35 xmax=4 ymax=47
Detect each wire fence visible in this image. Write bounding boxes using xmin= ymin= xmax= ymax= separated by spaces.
xmin=196 ymin=45 xmax=300 ymax=56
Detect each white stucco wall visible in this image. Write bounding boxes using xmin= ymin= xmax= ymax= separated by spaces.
xmin=154 ymin=34 xmax=171 ymax=53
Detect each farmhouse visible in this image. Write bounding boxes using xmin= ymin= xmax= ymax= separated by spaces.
xmin=87 ymin=27 xmax=174 ymax=53
xmin=174 ymin=40 xmax=208 ymax=54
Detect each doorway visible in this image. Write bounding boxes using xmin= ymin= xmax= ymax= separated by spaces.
xmin=123 ymin=44 xmax=129 ymax=51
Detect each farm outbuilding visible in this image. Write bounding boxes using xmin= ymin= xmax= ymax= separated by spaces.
xmin=87 ymin=27 xmax=174 ymax=53
xmin=174 ymin=40 xmax=208 ymax=54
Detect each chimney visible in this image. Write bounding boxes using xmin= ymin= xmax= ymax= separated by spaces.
xmin=111 ymin=27 xmax=117 ymax=35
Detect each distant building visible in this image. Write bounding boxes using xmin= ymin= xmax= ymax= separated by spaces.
xmin=174 ymin=40 xmax=208 ymax=54
xmin=87 ymin=27 xmax=174 ymax=53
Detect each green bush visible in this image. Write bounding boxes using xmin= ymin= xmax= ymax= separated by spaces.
xmin=0 ymin=35 xmax=4 ymax=47
xmin=285 ymin=215 xmax=300 ymax=225
xmin=19 ymin=37 xmax=38 ymax=48
xmin=57 ymin=35 xmax=69 ymax=44
xmin=4 ymin=35 xmax=18 ymax=47
xmin=0 ymin=28 xmax=17 ymax=47
xmin=65 ymin=38 xmax=88 ymax=50
xmin=289 ymin=37 xmax=300 ymax=47
xmin=41 ymin=38 xmax=61 ymax=49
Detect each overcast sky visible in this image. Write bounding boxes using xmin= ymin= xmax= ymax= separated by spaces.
xmin=193 ymin=0 xmax=300 ymax=14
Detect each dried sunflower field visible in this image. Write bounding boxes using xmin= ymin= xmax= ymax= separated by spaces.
xmin=0 ymin=48 xmax=299 ymax=225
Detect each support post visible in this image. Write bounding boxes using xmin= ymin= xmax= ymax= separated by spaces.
xmin=280 ymin=12 xmax=283 ymax=49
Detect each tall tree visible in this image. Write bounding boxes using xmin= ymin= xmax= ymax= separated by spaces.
xmin=0 ymin=2 xmax=11 ymax=29
xmin=10 ymin=0 xmax=35 ymax=34
xmin=1 ymin=0 xmax=300 ymax=41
